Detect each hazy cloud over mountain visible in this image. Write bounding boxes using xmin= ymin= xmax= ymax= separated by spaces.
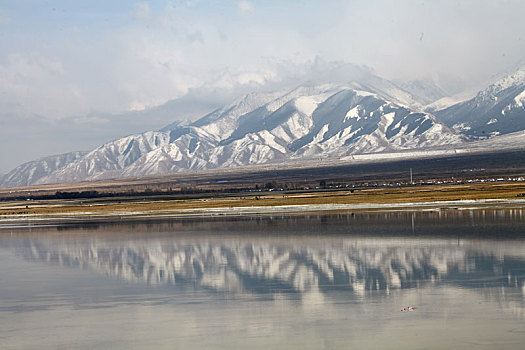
xmin=1 ymin=0 xmax=525 ymax=172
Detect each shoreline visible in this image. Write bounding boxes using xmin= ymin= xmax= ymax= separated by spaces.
xmin=2 ymin=182 xmax=525 ymax=226
xmin=2 ymin=198 xmax=525 ymax=227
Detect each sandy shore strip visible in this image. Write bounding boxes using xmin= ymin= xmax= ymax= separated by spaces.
xmin=2 ymin=198 xmax=525 ymax=226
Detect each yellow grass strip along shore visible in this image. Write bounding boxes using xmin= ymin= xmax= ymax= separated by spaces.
xmin=1 ymin=182 xmax=525 ymax=220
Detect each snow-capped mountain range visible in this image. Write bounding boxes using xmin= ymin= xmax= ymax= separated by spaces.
xmin=2 ymin=66 xmax=525 ymax=187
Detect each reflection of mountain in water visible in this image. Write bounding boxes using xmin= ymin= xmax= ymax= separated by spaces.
xmin=9 ymin=236 xmax=525 ymax=298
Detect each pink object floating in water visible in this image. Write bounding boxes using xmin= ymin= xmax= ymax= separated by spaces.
xmin=401 ymin=306 xmax=417 ymax=312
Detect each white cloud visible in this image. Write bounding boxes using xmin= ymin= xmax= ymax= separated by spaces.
xmin=237 ymin=1 xmax=254 ymax=16
xmin=2 ymin=1 xmax=525 ymax=122
xmin=0 ymin=7 xmax=10 ymax=24
xmin=0 ymin=15 xmax=10 ymax=24
xmin=312 ymin=0 xmax=525 ymax=88
xmin=0 ymin=54 xmax=89 ymax=118
xmin=134 ymin=2 xmax=151 ymax=22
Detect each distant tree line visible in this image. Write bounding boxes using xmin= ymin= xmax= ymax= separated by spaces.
xmin=1 ymin=180 xmax=357 ymax=201
xmin=54 ymin=191 xmax=100 ymax=199
xmin=3 ymin=186 xmax=269 ymax=201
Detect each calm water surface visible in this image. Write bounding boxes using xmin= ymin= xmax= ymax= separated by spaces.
xmin=2 ymin=210 xmax=525 ymax=349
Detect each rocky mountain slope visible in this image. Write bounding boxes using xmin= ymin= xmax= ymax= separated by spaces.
xmin=1 ymin=83 xmax=464 ymax=186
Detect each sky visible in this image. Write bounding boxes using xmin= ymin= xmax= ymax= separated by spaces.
xmin=1 ymin=0 xmax=525 ymax=173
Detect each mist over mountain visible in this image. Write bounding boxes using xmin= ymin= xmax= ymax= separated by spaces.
xmin=397 ymin=79 xmax=449 ymax=105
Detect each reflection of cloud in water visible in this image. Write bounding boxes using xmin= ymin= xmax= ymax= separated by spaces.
xmin=8 ymin=235 xmax=525 ymax=302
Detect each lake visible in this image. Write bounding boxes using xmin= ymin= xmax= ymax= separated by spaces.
xmin=1 ymin=209 xmax=525 ymax=349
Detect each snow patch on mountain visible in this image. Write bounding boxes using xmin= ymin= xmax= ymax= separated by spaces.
xmin=294 ymin=96 xmax=320 ymax=116
xmin=502 ymin=88 xmax=525 ymax=115
xmin=344 ymin=106 xmax=362 ymax=122
xmin=514 ymin=89 xmax=525 ymax=105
